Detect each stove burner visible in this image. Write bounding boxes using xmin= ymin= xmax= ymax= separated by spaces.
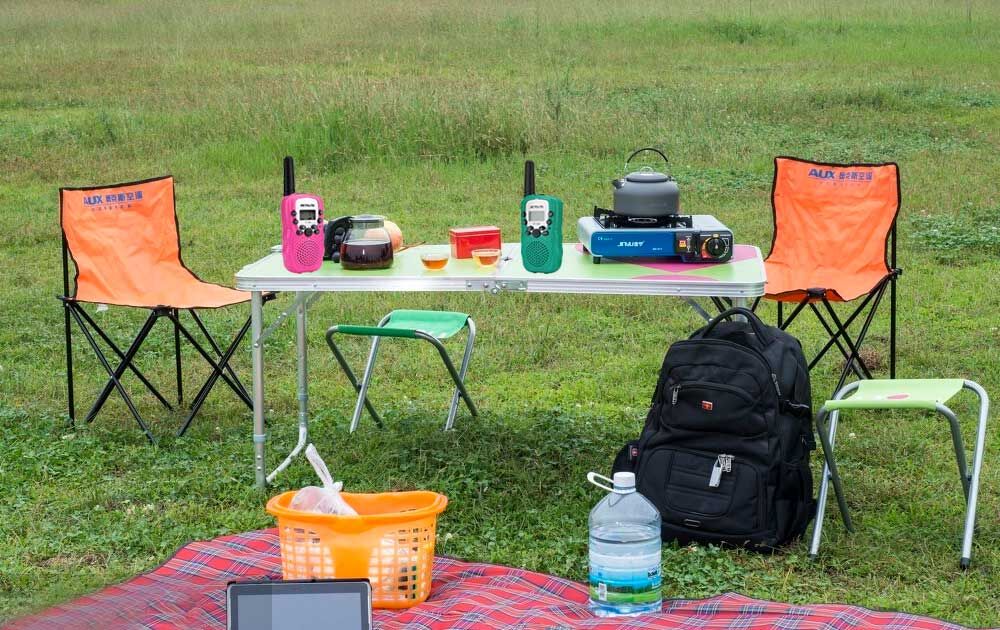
xmin=593 ymin=206 xmax=694 ymax=229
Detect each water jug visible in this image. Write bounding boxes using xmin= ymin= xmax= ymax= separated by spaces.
xmin=587 ymin=471 xmax=662 ymax=617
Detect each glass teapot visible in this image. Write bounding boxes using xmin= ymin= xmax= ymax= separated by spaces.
xmin=340 ymin=214 xmax=394 ymax=270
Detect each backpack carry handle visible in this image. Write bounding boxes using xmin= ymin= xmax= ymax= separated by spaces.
xmin=700 ymin=306 xmax=772 ymax=342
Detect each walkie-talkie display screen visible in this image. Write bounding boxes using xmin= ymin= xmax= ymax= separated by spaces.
xmin=298 ymin=209 xmax=316 ymax=221
xmin=528 ymin=208 xmax=546 ymax=223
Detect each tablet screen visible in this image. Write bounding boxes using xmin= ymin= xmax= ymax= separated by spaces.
xmin=228 ymin=580 xmax=371 ymax=630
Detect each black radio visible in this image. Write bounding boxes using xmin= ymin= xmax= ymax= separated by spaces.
xmin=323 ymin=216 xmax=353 ymax=262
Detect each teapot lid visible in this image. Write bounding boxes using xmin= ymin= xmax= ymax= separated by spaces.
xmin=351 ymin=214 xmax=385 ymax=227
xmin=625 ymin=167 xmax=670 ymax=183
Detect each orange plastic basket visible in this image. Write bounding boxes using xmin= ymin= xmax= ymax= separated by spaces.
xmin=266 ymin=490 xmax=448 ymax=609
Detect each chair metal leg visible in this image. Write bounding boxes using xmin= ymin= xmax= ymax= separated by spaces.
xmin=808 ymin=303 xmax=867 ymax=380
xmin=174 ymin=309 xmax=183 ymax=405
xmin=176 ymin=315 xmax=252 ymax=437
xmin=936 ymin=404 xmax=971 ymax=500
xmin=889 ymin=273 xmax=897 ymax=379
xmin=815 ymin=407 xmax=854 ymax=532
xmin=61 ymin=240 xmax=76 ymax=425
xmin=802 ymin=286 xmax=880 ymax=371
xmin=347 ymin=313 xmax=391 ymax=433
xmin=779 ymin=299 xmax=809 ymax=330
xmin=811 ymin=383 xmax=860 ymax=560
xmin=68 ymin=306 xmax=157 ymax=444
xmin=189 ymin=309 xmax=249 ymax=401
xmin=351 ymin=335 xmax=383 ymax=433
xmin=74 ymin=305 xmax=173 ymax=411
xmin=810 ymin=406 xmax=835 ymax=558
xmin=63 ymin=300 xmax=75 ymax=425
xmin=168 ymin=314 xmax=252 ymax=408
xmin=445 ymin=318 xmax=477 ymax=430
xmin=810 ymin=404 xmax=857 ymax=558
xmin=416 ymin=332 xmax=478 ymax=418
xmin=823 ymin=290 xmax=886 ymax=394
xmin=823 ymin=282 xmax=887 ymax=396
xmin=84 ymin=310 xmax=163 ymax=423
xmin=959 ymin=381 xmax=990 ymax=569
xmin=324 ymin=328 xmax=383 ymax=428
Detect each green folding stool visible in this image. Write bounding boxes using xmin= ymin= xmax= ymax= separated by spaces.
xmin=325 ymin=310 xmax=478 ymax=432
xmin=810 ymin=379 xmax=990 ymax=568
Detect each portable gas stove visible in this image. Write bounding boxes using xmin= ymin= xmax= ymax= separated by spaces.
xmin=578 ymin=206 xmax=733 ymax=264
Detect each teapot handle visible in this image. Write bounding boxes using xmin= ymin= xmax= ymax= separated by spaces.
xmin=625 ymin=147 xmax=669 ymax=172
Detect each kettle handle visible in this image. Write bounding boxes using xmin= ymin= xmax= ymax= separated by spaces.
xmin=625 ymin=147 xmax=669 ymax=172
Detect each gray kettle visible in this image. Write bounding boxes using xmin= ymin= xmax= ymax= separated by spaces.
xmin=612 ymin=148 xmax=680 ymax=217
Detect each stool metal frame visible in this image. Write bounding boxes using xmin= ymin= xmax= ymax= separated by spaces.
xmin=811 ymin=380 xmax=990 ymax=568
xmin=325 ymin=315 xmax=478 ymax=433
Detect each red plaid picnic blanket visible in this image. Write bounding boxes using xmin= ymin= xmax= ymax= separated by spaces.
xmin=8 ymin=529 xmax=971 ymax=629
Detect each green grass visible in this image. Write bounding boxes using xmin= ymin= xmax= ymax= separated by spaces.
xmin=1 ymin=0 xmax=999 ymax=625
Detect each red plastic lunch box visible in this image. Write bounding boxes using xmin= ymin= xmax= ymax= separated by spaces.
xmin=449 ymin=226 xmax=501 ymax=259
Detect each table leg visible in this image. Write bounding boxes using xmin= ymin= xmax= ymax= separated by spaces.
xmin=266 ymin=292 xmax=312 ymax=484
xmin=683 ymin=298 xmax=713 ymax=322
xmin=732 ymin=296 xmax=749 ymax=322
xmin=251 ymin=291 xmax=266 ymax=489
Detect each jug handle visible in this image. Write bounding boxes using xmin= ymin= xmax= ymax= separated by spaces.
xmin=624 ymin=147 xmax=669 ymax=172
xmin=587 ymin=471 xmax=631 ymax=494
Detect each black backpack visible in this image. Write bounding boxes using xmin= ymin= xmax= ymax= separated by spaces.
xmin=613 ymin=307 xmax=815 ymax=551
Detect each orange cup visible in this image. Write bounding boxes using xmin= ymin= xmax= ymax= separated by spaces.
xmin=471 ymin=248 xmax=501 ymax=268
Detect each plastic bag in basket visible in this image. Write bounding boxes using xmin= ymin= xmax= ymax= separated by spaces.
xmin=289 ymin=444 xmax=358 ymax=515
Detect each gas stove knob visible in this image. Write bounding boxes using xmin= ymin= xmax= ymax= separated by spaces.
xmin=702 ymin=236 xmax=728 ymax=259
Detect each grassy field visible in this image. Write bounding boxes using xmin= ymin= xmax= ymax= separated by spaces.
xmin=2 ymin=0 xmax=999 ymax=625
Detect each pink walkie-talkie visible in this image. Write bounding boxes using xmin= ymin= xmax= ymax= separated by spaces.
xmin=281 ymin=156 xmax=324 ymax=273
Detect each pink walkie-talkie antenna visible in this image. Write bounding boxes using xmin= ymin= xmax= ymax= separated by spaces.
xmin=283 ymin=156 xmax=295 ymax=196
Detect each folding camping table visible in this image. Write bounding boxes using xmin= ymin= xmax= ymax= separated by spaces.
xmin=235 ymin=242 xmax=767 ymax=488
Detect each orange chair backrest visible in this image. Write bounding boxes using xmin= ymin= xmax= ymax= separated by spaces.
xmin=767 ymin=157 xmax=899 ymax=297
xmin=60 ymin=176 xmax=189 ymax=306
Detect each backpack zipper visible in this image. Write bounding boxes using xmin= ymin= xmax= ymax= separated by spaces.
xmin=671 ymin=381 xmax=756 ymax=406
xmin=709 ymin=454 xmax=734 ymax=487
xmin=671 ymin=339 xmax=781 ymax=399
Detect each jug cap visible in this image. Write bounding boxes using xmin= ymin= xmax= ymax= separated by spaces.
xmin=587 ymin=471 xmax=636 ymax=494
xmin=612 ymin=472 xmax=636 ymax=491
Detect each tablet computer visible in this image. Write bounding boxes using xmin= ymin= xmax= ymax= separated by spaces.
xmin=227 ymin=579 xmax=372 ymax=630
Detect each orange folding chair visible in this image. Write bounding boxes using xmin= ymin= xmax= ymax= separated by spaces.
xmin=753 ymin=157 xmax=901 ymax=394
xmin=59 ymin=176 xmax=270 ymax=442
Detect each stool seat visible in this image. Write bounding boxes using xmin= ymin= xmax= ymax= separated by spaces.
xmin=824 ymin=378 xmax=965 ymax=411
xmin=337 ymin=310 xmax=470 ymax=340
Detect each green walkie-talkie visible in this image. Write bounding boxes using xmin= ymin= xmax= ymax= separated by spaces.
xmin=520 ymin=160 xmax=563 ymax=273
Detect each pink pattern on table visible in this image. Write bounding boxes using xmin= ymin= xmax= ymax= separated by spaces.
xmin=886 ymin=393 xmax=911 ymax=400
xmin=634 ymin=274 xmax=718 ymax=282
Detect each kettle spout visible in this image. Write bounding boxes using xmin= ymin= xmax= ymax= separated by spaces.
xmin=612 ymin=178 xmax=624 ymax=189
